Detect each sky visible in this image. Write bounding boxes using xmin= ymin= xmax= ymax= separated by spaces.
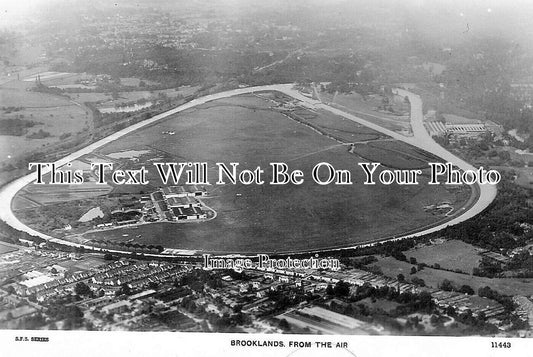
xmin=0 ymin=0 xmax=47 ymax=16
xmin=0 ymin=0 xmax=48 ymax=27
xmin=2 ymin=0 xmax=533 ymax=45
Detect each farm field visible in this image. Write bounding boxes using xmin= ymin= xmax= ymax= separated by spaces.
xmin=14 ymin=181 xmax=113 ymax=207
xmin=38 ymin=93 xmax=474 ymax=253
xmin=0 ymin=80 xmax=90 ymax=163
xmin=406 ymin=240 xmax=484 ymax=274
xmin=372 ymin=256 xmax=533 ymax=296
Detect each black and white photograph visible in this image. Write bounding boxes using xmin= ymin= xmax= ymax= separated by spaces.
xmin=0 ymin=1 xmax=531 ymax=356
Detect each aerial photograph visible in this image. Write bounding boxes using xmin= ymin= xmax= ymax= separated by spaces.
xmin=0 ymin=0 xmax=532 ymax=342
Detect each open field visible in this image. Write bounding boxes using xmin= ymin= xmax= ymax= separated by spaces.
xmin=291 ymin=108 xmax=386 ymax=143
xmin=320 ymin=91 xmax=411 ymax=133
xmin=406 ymin=240 xmax=484 ymax=273
xmin=0 ymin=82 xmax=90 ymax=163
xmin=31 ymin=73 xmax=160 ymax=89
xmin=372 ymin=256 xmax=533 ymax=296
xmin=119 ymin=77 xmax=160 ymax=86
xmin=357 ymin=297 xmax=401 ymax=313
xmin=55 ymin=256 xmax=106 ymax=272
xmin=492 ymin=165 xmax=533 ymax=190
xmin=15 ymin=195 xmax=124 ymax=235
xmin=23 ymin=71 xmax=78 ymax=83
xmin=69 ymin=86 xmax=200 ymax=107
xmin=351 ymin=141 xmax=435 ymax=170
xmin=38 ymin=93 xmax=474 ymax=253
xmin=0 ymin=86 xmax=75 ymax=107
xmin=511 ymin=166 xmax=533 ymax=189
xmin=13 ymin=181 xmax=113 ymax=207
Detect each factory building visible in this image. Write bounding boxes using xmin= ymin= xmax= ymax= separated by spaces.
xmin=162 ymin=185 xmax=207 ymax=198
xmin=171 ymin=207 xmax=207 ymax=220
xmin=166 ymin=196 xmax=201 ymax=209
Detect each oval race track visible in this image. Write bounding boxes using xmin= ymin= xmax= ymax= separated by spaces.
xmin=0 ymin=84 xmax=497 ymax=255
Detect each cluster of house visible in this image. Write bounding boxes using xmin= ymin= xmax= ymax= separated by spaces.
xmin=8 ymin=258 xmax=187 ymax=307
xmin=89 ymin=261 xmax=180 ymax=291
xmin=512 ymin=295 xmax=533 ymax=327
xmin=86 ymin=287 xmax=198 ymax=331
xmin=430 ymin=290 xmax=505 ymax=318
xmin=479 ymin=250 xmax=511 ymax=267
xmin=15 ymin=269 xmax=92 ymax=301
xmin=147 ymin=185 xmax=208 ymax=222
xmin=88 ymin=239 xmax=163 ymax=254
xmin=239 ymin=264 xmax=506 ymax=320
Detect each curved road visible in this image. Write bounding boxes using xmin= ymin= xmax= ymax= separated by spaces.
xmin=0 ymin=84 xmax=497 ymax=254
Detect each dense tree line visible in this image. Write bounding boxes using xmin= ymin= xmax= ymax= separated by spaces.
xmin=478 ymin=286 xmax=515 ymax=313
xmin=435 ymin=175 xmax=532 ymax=251
xmin=436 ymin=38 xmax=533 ymax=149
xmin=0 ymin=219 xmax=45 ymax=246
xmin=55 ymin=44 xmax=377 ymax=91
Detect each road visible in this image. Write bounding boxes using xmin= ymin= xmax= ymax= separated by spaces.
xmin=0 ymin=83 xmax=497 ymax=254
xmin=253 ymin=49 xmax=305 ymax=73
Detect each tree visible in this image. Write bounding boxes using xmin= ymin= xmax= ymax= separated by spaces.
xmin=418 ymin=291 xmax=433 ymax=309
xmin=148 ymin=282 xmax=158 ymax=290
xmin=430 ymin=314 xmax=440 ymax=326
xmin=476 ymin=311 xmax=487 ymax=322
xmin=397 ymin=274 xmax=405 ymax=282
xmin=278 ymin=318 xmax=290 ymax=331
xmin=409 ymin=257 xmax=417 ymax=265
xmin=439 ymin=279 xmax=454 ymax=292
xmin=510 ymin=315 xmax=529 ymax=330
xmin=326 ymin=284 xmax=334 ymax=295
xmin=116 ymin=283 xmax=131 ymax=296
xmin=392 ymin=251 xmax=407 ymax=261
xmin=85 ymin=321 xmax=95 ymax=331
xmin=410 ymin=266 xmax=417 ymax=275
xmin=412 ymin=277 xmax=426 ymax=287
xmin=74 ymin=282 xmax=92 ymax=296
xmin=333 ymin=281 xmax=351 ymax=297
xmin=459 ymin=285 xmax=474 ymax=295
xmin=446 ymin=306 xmax=456 ymax=316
